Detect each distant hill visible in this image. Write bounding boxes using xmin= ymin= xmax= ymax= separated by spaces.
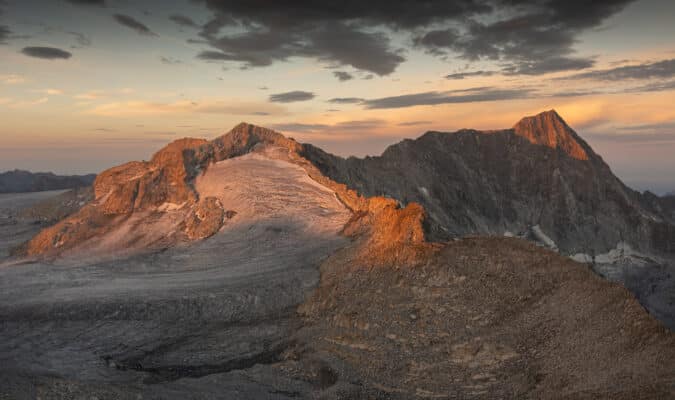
xmin=0 ymin=169 xmax=95 ymax=193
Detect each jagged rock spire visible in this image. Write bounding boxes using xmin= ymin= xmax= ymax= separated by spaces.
xmin=513 ymin=110 xmax=590 ymax=160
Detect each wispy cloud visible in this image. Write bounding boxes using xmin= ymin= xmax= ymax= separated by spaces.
xmin=333 ymin=71 xmax=354 ymax=81
xmin=271 ymin=119 xmax=385 ymax=134
xmin=559 ymin=58 xmax=675 ymax=81
xmin=113 ymin=14 xmax=157 ymax=36
xmin=21 ymin=46 xmax=72 ymax=60
xmin=363 ymin=87 xmax=532 ymax=109
xmin=0 ymin=74 xmax=25 ymax=84
xmin=327 ymin=97 xmax=364 ymax=104
xmin=269 ymin=90 xmax=315 ymax=103
xmin=86 ymin=99 xmax=284 ymax=117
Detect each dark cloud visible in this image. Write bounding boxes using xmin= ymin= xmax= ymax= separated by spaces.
xmin=327 ymin=97 xmax=364 ymax=104
xmin=195 ymin=19 xmax=405 ymax=75
xmin=113 ymin=14 xmax=157 ymax=36
xmin=503 ymin=56 xmax=595 ymax=75
xmin=445 ymin=70 xmax=496 ymax=80
xmin=333 ymin=71 xmax=354 ymax=81
xmin=560 ymin=58 xmax=675 ymax=81
xmin=397 ymin=121 xmax=432 ymax=126
xmin=66 ymin=31 xmax=91 ymax=48
xmin=65 ymin=0 xmax=105 ymax=5
xmin=190 ymin=1 xmax=633 ymax=76
xmin=170 ymin=14 xmax=199 ymax=28
xmin=363 ymin=87 xmax=531 ymax=109
xmin=159 ymin=56 xmax=182 ymax=65
xmin=627 ymin=80 xmax=675 ymax=93
xmin=269 ymin=90 xmax=315 ymax=103
xmin=0 ymin=25 xmax=9 ymax=44
xmin=415 ymin=1 xmax=633 ymax=75
xmin=21 ymin=46 xmax=72 ymax=59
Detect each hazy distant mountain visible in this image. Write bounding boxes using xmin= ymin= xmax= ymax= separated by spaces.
xmin=0 ymin=169 xmax=95 ymax=193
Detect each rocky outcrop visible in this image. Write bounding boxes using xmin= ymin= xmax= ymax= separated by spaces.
xmin=0 ymin=169 xmax=95 ymax=193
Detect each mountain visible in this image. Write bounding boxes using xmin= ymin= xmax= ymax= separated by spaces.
xmin=2 ymin=114 xmax=675 ymax=398
xmin=301 ymin=110 xmax=675 ymax=257
xmin=0 ymin=169 xmax=95 ymax=193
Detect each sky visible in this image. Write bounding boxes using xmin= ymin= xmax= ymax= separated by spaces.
xmin=1 ymin=0 xmax=674 ymax=194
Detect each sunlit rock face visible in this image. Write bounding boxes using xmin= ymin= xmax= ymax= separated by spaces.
xmin=512 ymin=109 xmax=590 ymax=160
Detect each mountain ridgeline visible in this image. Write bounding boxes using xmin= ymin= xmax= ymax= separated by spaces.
xmin=5 ymin=111 xmax=675 ymax=398
xmin=302 ymin=110 xmax=675 ymax=258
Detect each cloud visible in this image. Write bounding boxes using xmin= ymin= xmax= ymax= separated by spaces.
xmin=194 ymin=1 xmax=423 ymax=75
xmin=66 ymin=31 xmax=91 ymax=48
xmin=21 ymin=46 xmax=72 ymax=59
xmin=503 ymin=56 xmax=595 ymax=75
xmin=626 ymin=80 xmax=675 ymax=93
xmin=269 ymin=90 xmax=315 ymax=103
xmin=559 ymin=58 xmax=675 ymax=81
xmin=86 ymin=99 xmax=284 ymax=117
xmin=0 ymin=74 xmax=25 ymax=84
xmin=587 ymin=132 xmax=675 ymax=143
xmin=363 ymin=87 xmax=532 ymax=109
xmin=414 ymin=1 xmax=633 ymax=75
xmin=159 ymin=56 xmax=182 ymax=65
xmin=113 ymin=14 xmax=157 ymax=36
xmin=65 ymin=0 xmax=105 ymax=5
xmin=397 ymin=121 xmax=432 ymax=126
xmin=271 ymin=119 xmax=385 ymax=134
xmin=327 ymin=97 xmax=364 ymax=104
xmin=8 ymin=97 xmax=49 ymax=108
xmin=33 ymin=88 xmax=63 ymax=95
xmin=75 ymin=91 xmax=105 ymax=100
xmin=169 ymin=14 xmax=199 ymax=28
xmin=190 ymin=1 xmax=634 ymax=76
xmin=333 ymin=71 xmax=353 ymax=81
xmin=0 ymin=25 xmax=10 ymax=44
xmin=445 ymin=70 xmax=496 ymax=80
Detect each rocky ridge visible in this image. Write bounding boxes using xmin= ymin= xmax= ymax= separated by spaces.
xmin=301 ymin=110 xmax=675 ymax=258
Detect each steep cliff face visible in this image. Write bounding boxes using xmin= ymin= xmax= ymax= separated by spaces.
xmin=301 ymin=110 xmax=675 ymax=257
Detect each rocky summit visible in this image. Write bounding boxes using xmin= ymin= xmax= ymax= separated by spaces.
xmin=1 ymin=112 xmax=674 ymax=399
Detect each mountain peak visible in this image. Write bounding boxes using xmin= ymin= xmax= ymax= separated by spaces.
xmin=512 ymin=110 xmax=590 ymax=160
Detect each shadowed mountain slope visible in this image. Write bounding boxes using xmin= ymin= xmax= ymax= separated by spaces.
xmin=301 ymin=110 xmax=675 ymax=257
